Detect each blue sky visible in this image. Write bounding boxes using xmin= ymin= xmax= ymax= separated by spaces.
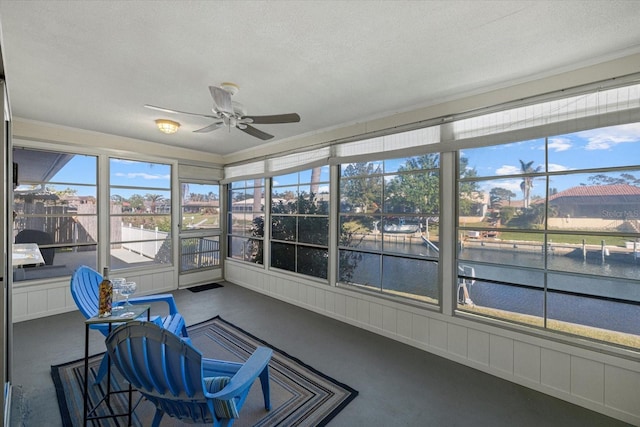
xmin=31 ymin=122 xmax=640 ymax=201
xmin=462 ymin=122 xmax=640 ymax=198
xmin=33 ymin=158 xmax=172 ymax=198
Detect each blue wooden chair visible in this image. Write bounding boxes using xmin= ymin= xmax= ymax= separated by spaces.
xmin=105 ymin=320 xmax=272 ymax=427
xmin=70 ymin=265 xmax=189 ymax=384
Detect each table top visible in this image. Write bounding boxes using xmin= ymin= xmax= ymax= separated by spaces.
xmin=85 ymin=304 xmax=150 ymax=324
xmin=12 ymin=243 xmax=45 ymax=266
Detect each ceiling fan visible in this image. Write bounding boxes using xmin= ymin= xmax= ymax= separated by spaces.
xmin=145 ymin=83 xmax=301 ymax=140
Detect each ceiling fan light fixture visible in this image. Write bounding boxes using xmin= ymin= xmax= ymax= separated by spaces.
xmin=155 ymin=119 xmax=181 ymax=134
xmin=220 ymin=82 xmax=239 ymax=96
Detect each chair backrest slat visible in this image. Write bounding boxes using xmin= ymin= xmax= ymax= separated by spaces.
xmin=113 ymin=345 xmax=140 ymax=388
xmin=143 ymin=335 xmax=166 ymax=393
xmin=126 ymin=339 xmax=148 ymax=390
xmin=181 ymin=352 xmax=195 ymax=397
xmin=161 ymin=341 xmax=181 ymax=397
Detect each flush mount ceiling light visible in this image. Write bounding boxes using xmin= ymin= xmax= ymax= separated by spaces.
xmin=155 ymin=119 xmax=181 ymax=134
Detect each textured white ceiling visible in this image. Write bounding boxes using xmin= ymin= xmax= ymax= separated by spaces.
xmin=1 ymin=1 xmax=640 ymax=159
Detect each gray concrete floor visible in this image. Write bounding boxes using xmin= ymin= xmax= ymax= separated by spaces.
xmin=11 ymin=281 xmax=631 ymax=426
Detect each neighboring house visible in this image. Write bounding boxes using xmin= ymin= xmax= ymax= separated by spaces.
xmin=182 ymin=200 xmax=220 ymax=214
xmin=547 ymin=184 xmax=640 ymax=219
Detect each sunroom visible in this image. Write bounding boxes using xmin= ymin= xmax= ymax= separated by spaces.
xmin=1 ymin=2 xmax=640 ymax=426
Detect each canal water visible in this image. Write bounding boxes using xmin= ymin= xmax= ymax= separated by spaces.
xmin=344 ymin=239 xmax=640 ymax=336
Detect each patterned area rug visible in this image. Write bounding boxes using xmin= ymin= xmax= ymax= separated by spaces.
xmin=51 ymin=316 xmax=357 ymax=426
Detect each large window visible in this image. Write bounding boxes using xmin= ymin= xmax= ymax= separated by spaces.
xmin=270 ymin=167 xmax=330 ymax=279
xmin=109 ymin=158 xmax=172 ymax=269
xmin=179 ymin=182 xmax=221 ymax=273
xmin=227 ymin=179 xmax=265 ymax=264
xmin=13 ymin=148 xmax=98 ymax=281
xmin=338 ymin=154 xmax=441 ymax=304
xmin=457 ymin=122 xmax=640 ymax=349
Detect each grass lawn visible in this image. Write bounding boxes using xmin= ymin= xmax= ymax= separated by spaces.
xmin=461 ymin=221 xmax=630 ymax=246
xmin=460 ymin=305 xmax=640 ymax=349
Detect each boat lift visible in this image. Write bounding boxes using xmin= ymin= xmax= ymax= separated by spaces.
xmin=421 ymin=235 xmax=475 ymax=306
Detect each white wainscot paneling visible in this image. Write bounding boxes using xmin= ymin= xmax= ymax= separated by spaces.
xmin=345 ymin=295 xmax=358 ymax=322
xmin=284 ymin=278 xmax=296 ymax=300
xmin=356 ymin=299 xmax=370 ymax=325
xmin=369 ymin=301 xmax=383 ymax=330
xmin=307 ymin=286 xmax=319 ymax=308
xmin=396 ymin=310 xmax=412 ymax=340
xmin=296 ymin=283 xmax=307 ymax=305
xmin=429 ymin=318 xmax=448 ymax=351
xmin=540 ymin=347 xmax=571 ymax=394
xmin=314 ymin=287 xmax=326 ymax=311
xmin=467 ymin=329 xmax=490 ymax=366
xmin=265 ymin=274 xmax=278 ymax=294
xmin=571 ymin=356 xmax=605 ymax=405
xmin=12 ymin=291 xmax=28 ymax=321
xmin=27 ymin=289 xmax=49 ymax=315
xmin=604 ymin=365 xmax=640 ymax=417
xmin=489 ymin=335 xmax=514 ymax=375
xmin=13 ymin=279 xmax=77 ymax=322
xmin=514 ymin=341 xmax=541 ymax=384
xmin=324 ymin=291 xmax=336 ymax=315
xmin=334 ymin=293 xmax=347 ymax=318
xmin=46 ymin=286 xmax=68 ymax=311
xmin=411 ymin=313 xmax=429 ymax=345
xmin=447 ymin=323 xmax=468 ymax=359
xmin=13 ymin=269 xmax=178 ymax=322
xmin=382 ymin=306 xmax=397 ymax=334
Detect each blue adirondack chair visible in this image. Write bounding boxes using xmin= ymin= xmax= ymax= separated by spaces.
xmin=70 ymin=265 xmax=189 ymax=384
xmin=105 ymin=320 xmax=272 ymax=427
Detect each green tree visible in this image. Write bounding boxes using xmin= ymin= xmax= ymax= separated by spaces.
xmin=489 ymin=187 xmax=516 ymax=208
xmin=128 ymin=194 xmax=145 ymax=212
xmin=384 ymin=154 xmax=440 ymax=215
xmin=146 ymin=193 xmax=165 ymax=213
xmin=459 ymin=156 xmax=481 ymax=216
xmin=587 ymin=173 xmax=640 ymax=186
xmin=340 ymin=162 xmax=383 ymax=213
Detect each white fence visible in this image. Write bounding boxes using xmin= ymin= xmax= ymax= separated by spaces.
xmin=120 ymin=223 xmax=169 ymax=260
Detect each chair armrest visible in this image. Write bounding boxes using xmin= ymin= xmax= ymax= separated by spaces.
xmin=204 ymin=346 xmax=273 ymax=400
xmin=125 ymin=294 xmax=179 ymax=315
xmin=202 ymin=358 xmax=244 ymax=377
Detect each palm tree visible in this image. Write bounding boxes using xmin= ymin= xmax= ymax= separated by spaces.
xmin=519 ymin=160 xmax=541 ymax=209
xmin=145 ymin=193 xmax=165 ymax=213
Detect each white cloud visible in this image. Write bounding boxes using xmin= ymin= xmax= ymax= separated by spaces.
xmin=495 ymin=165 xmax=520 ymax=175
xmin=548 ymin=137 xmax=572 ymax=152
xmin=547 ymin=163 xmax=570 ymax=172
xmin=115 ymin=172 xmax=169 ymax=180
xmin=581 ymin=122 xmax=640 ymax=150
xmin=478 ymin=178 xmax=522 ymax=195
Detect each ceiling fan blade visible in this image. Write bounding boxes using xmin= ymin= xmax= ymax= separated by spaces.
xmin=240 ymin=125 xmax=274 ymax=140
xmin=193 ymin=122 xmax=224 ymax=133
xmin=209 ymin=86 xmax=234 ymax=115
xmin=144 ymin=104 xmax=219 ymax=119
xmin=244 ymin=113 xmax=301 ymax=124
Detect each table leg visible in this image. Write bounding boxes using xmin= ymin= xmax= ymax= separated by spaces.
xmin=106 ymin=324 xmax=112 ymax=406
xmin=83 ymin=324 xmax=89 ymax=426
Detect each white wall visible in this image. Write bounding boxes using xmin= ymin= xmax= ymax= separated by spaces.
xmin=226 ymin=260 xmax=640 ymax=425
xmin=11 ymin=268 xmax=177 ymax=322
